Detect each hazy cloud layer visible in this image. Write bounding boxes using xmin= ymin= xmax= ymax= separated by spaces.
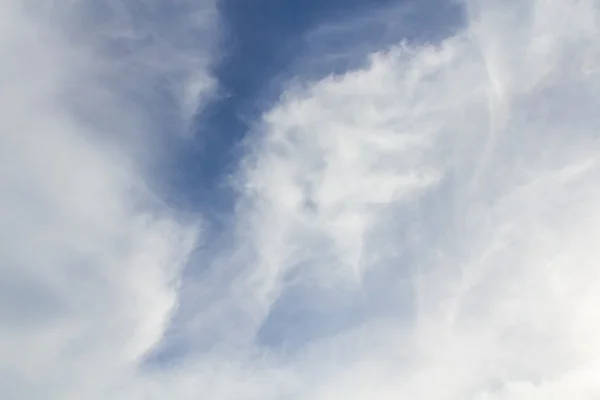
xmin=0 ymin=1 xmax=212 ymax=398
xmin=3 ymin=0 xmax=600 ymax=399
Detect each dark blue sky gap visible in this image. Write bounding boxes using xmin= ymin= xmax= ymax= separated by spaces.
xmin=147 ymin=0 xmax=465 ymax=366
xmin=164 ymin=0 xmax=400 ymax=221
xmin=164 ymin=0 xmax=464 ymax=226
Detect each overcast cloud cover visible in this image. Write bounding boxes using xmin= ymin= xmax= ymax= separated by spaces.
xmin=2 ymin=0 xmax=600 ymax=398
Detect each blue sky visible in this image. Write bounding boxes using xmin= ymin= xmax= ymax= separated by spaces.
xmin=164 ymin=0 xmax=463 ymax=221
xmin=151 ymin=0 xmax=465 ymax=361
xmin=4 ymin=0 xmax=600 ymax=399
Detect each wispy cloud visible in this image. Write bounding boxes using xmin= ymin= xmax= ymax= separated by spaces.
xmin=4 ymin=0 xmax=600 ymax=399
xmin=220 ymin=0 xmax=600 ymax=397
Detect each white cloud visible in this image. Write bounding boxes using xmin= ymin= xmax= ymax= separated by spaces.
xmin=0 ymin=0 xmax=211 ymax=398
xmin=225 ymin=0 xmax=600 ymax=398
xmin=4 ymin=0 xmax=600 ymax=399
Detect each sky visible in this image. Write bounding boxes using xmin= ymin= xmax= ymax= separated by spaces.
xmin=3 ymin=0 xmax=600 ymax=399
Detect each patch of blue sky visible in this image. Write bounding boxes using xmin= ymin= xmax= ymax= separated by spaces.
xmin=146 ymin=0 xmax=466 ymax=367
xmin=162 ymin=0 xmax=464 ymax=226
